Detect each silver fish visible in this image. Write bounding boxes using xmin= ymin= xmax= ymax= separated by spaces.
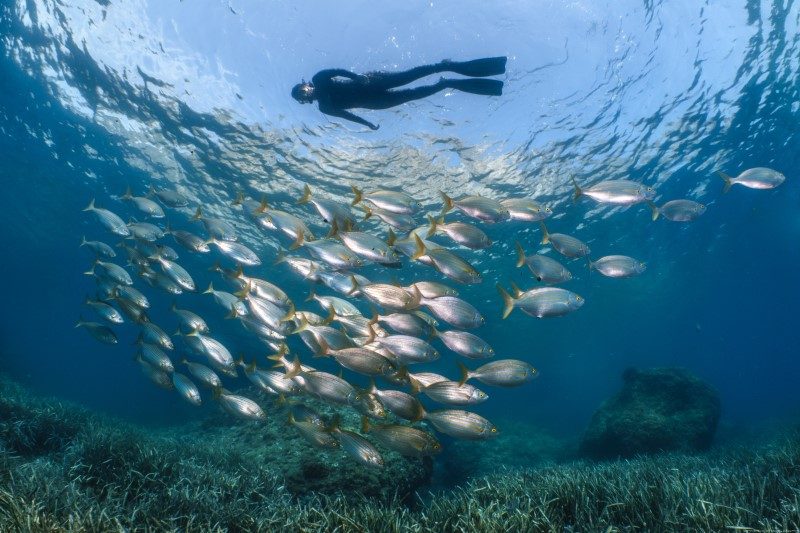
xmin=150 ymin=254 xmax=195 ymax=291
xmin=540 ymin=222 xmax=590 ymax=258
xmin=181 ymin=359 xmax=222 ymax=389
xmin=288 ymin=411 xmax=338 ymax=449
xmin=352 ymin=186 xmax=422 ymax=214
xmin=317 ymin=269 xmax=367 ymax=295
xmin=167 ymin=225 xmax=210 ymax=253
xmin=421 ymin=296 xmax=484 ymax=329
xmin=319 ymin=343 xmax=395 ymax=377
xmin=331 ymin=222 xmax=400 ymax=266
xmin=139 ymin=267 xmax=183 ymax=295
xmin=515 ymin=242 xmax=572 ymax=284
xmin=435 ymin=330 xmax=494 ymax=359
xmin=126 ymin=222 xmax=164 ymax=242
xmin=374 ymin=334 xmax=439 ymax=364
xmin=150 ymin=187 xmax=188 ymax=207
xmin=257 ymin=206 xmax=315 ymax=243
xmin=418 ymin=237 xmax=482 ymax=284
xmin=236 ymin=271 xmax=290 ymax=308
xmin=275 ymin=253 xmax=321 ymax=281
xmin=498 ymin=284 xmax=584 ymax=319
xmin=422 ymin=409 xmax=498 ymax=440
xmin=203 ymin=283 xmax=247 ymax=316
xmin=719 ymin=167 xmax=785 ymax=192
xmin=171 ymin=303 xmax=208 ymax=333
xmin=589 ymin=255 xmax=646 ymax=278
xmin=83 ymin=199 xmax=130 ymax=236
xmin=368 ymin=380 xmax=423 ymax=420
xmin=172 ymin=372 xmax=202 ymax=406
xmin=116 ymin=285 xmax=149 ymax=309
xmin=460 ymin=359 xmax=538 ymax=387
xmin=352 ymin=391 xmax=387 ymax=420
xmin=137 ymin=357 xmax=173 ymax=390
xmin=331 ymin=424 xmax=384 ymax=468
xmin=296 ymin=237 xmax=364 ymax=271
xmin=80 ymin=236 xmax=116 ymax=258
xmin=407 ymin=371 xmax=449 ymax=388
xmin=361 ymin=418 xmax=441 ymax=457
xmin=404 ymin=281 xmax=457 ymax=299
xmin=183 ymin=331 xmax=236 ymax=376
xmin=649 ymin=199 xmax=706 ymax=222
xmin=573 ymin=178 xmax=655 ymax=205
xmin=289 ymin=368 xmax=358 ymax=405
xmin=298 ymin=184 xmax=356 ymax=227
xmin=84 ymin=297 xmax=124 ymax=324
xmin=86 ymin=260 xmax=132 ymax=286
xmin=427 ymin=216 xmax=491 ymax=249
xmin=354 ymin=279 xmax=421 ymax=311
xmin=122 ymin=186 xmax=165 ymax=218
xmin=362 ymin=205 xmax=416 ymax=231
xmin=141 ymin=321 xmax=174 ymax=350
xmin=441 ymin=192 xmax=510 ymax=223
xmin=376 ymin=312 xmax=435 ymax=337
xmin=112 ymin=295 xmax=147 ymax=323
xmin=192 ymin=207 xmax=238 ymax=241
xmin=215 ymin=389 xmax=265 ymax=421
xmin=500 ymin=198 xmax=552 ymax=222
xmin=237 ymin=291 xmax=294 ymax=334
xmin=421 ymin=380 xmax=488 ymax=405
xmin=208 ymin=238 xmax=261 ymax=266
xmin=137 ymin=342 xmax=174 ymax=373
xmin=75 ymin=317 xmax=118 ymax=344
xmin=310 ymin=291 xmax=361 ymax=317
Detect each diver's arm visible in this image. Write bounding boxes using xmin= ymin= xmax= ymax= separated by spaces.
xmin=319 ymin=105 xmax=379 ymax=130
xmin=312 ymin=69 xmax=363 ymax=84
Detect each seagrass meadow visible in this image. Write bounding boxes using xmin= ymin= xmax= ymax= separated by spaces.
xmin=1 ymin=375 xmax=799 ymax=532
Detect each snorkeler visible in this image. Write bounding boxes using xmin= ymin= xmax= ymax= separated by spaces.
xmin=291 ymin=57 xmax=507 ymax=130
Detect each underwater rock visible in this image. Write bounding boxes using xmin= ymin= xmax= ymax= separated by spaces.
xmin=580 ymin=367 xmax=721 ymax=459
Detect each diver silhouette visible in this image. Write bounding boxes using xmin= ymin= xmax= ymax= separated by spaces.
xmin=292 ymin=57 xmax=506 ymax=130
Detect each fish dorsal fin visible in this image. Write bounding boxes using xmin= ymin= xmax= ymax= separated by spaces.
xmin=326 ymin=220 xmax=339 ymax=239
xmin=538 ymin=221 xmax=550 ymax=245
xmin=426 ymin=214 xmax=437 ymax=238
xmin=509 ymin=281 xmax=523 ymax=299
xmin=411 ymin=234 xmax=426 ymax=260
xmin=514 ymin=241 xmax=526 ymax=268
xmin=321 ymin=306 xmax=336 ymax=326
xmin=440 ymin=191 xmax=454 ymax=214
xmin=297 ymin=184 xmax=312 ymax=205
xmin=351 ymin=185 xmax=363 ymax=206
xmin=386 ymin=227 xmax=397 ymax=246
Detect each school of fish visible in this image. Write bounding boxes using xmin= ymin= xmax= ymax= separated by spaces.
xmin=77 ymin=169 xmax=785 ymax=468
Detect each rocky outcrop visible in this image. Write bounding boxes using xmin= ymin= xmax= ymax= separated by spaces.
xmin=580 ymin=367 xmax=721 ymax=459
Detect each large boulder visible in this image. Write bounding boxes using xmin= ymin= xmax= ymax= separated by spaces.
xmin=580 ymin=367 xmax=721 ymax=459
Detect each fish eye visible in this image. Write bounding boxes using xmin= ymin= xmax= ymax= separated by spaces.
xmin=576 ymin=296 xmax=583 ymax=301
xmin=490 ymin=427 xmax=497 ymax=433
xmin=699 ymin=204 xmax=705 ymax=209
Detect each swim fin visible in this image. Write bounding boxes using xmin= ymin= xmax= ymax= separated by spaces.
xmin=442 ymin=57 xmax=506 ymax=77
xmin=443 ymin=78 xmax=504 ymax=96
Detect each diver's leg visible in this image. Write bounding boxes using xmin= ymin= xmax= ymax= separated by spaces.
xmin=362 ymin=83 xmax=448 ymax=110
xmin=366 ymin=65 xmax=444 ymax=90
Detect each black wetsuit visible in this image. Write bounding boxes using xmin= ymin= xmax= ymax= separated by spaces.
xmin=309 ymin=57 xmax=507 ymax=129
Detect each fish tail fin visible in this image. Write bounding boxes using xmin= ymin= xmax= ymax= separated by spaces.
xmin=407 ymin=375 xmax=422 ymax=395
xmin=82 ymin=261 xmax=96 ymax=276
xmin=191 ymin=206 xmax=202 ymax=220
xmin=304 ymin=288 xmax=315 ymax=302
xmin=718 ymin=171 xmax=733 ymax=193
xmin=232 ymin=191 xmax=245 ymax=206
xmin=360 ymin=416 xmax=371 ymax=434
xmin=351 ymin=185 xmax=363 ymax=206
xmin=586 ymin=257 xmax=593 ymax=271
xmin=347 ymin=274 xmax=360 ymax=296
xmin=279 ymin=302 xmax=296 ymax=323
xmin=224 ymin=304 xmax=240 ymax=320
xmin=364 ymin=323 xmax=376 ymax=346
xmin=368 ymin=309 xmax=379 ymax=326
xmin=233 ymin=281 xmax=251 ymax=300
xmin=211 ymin=386 xmax=222 ymax=401
xmin=273 ymin=248 xmax=286 ymax=265
xmin=570 ymin=176 xmax=581 ymax=203
xmin=291 ymin=315 xmax=309 ymax=335
xmin=75 ymin=316 xmax=85 ymax=328
xmin=538 ymin=221 xmax=550 ymax=245
xmin=386 ymin=228 xmax=397 ymax=246
xmin=288 ymin=230 xmax=305 ymax=250
xmin=496 ymin=284 xmax=515 ymax=319
xmin=509 ymin=281 xmax=523 ymax=298
xmin=146 ymin=185 xmax=156 ymax=198
xmin=409 ymin=284 xmax=423 ymax=309
xmin=440 ymin=191 xmax=454 ymax=214
xmin=457 ymin=361 xmax=471 ymax=386
xmin=80 ymin=236 xmax=87 ymax=247
xmin=180 ymin=357 xmax=188 ymax=365
xmin=234 ymin=264 xmax=244 ymax=279
xmin=411 ymin=234 xmax=426 ymax=261
xmin=320 ymin=306 xmax=335 ymax=326
xmin=203 ymin=282 xmax=214 ymax=295
xmin=256 ymin=196 xmax=269 ymax=213
xmin=514 ymin=240 xmax=526 ymax=268
xmin=362 ymin=205 xmax=373 ymax=221
xmin=647 ymin=201 xmax=660 ymax=221
xmin=426 ymin=214 xmax=437 ymax=238
xmin=367 ymin=377 xmax=377 ymax=394
xmin=326 ymin=220 xmax=339 ymax=239
xmin=170 ymin=300 xmax=177 ymax=312
xmin=284 ymin=356 xmax=303 ymax=380
xmin=317 ymin=337 xmax=331 ymax=357
xmin=122 ymin=186 xmax=133 ymax=200
xmin=297 ymin=184 xmax=312 ymax=205
xmin=82 ymin=198 xmax=95 ymax=212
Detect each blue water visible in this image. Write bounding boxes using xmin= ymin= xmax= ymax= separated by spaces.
xmin=1 ymin=0 xmax=799 ymax=445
